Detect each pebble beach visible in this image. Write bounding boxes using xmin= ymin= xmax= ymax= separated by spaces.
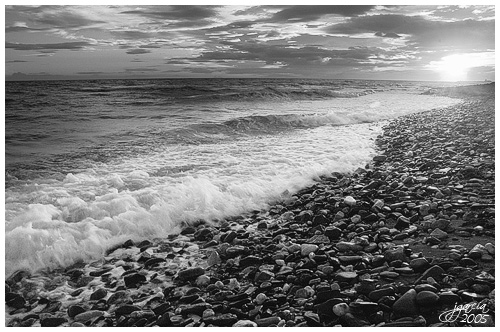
xmin=5 ymin=83 xmax=495 ymax=327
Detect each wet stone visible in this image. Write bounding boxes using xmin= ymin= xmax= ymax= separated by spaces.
xmin=393 ymin=289 xmax=418 ymax=317
xmin=41 ymin=317 xmax=68 ymax=327
xmin=335 ymin=271 xmax=358 ymax=282
xmin=124 ymin=273 xmax=147 ymax=288
xmin=416 ymin=291 xmax=440 ymax=306
xmin=177 ymin=267 xmax=205 ymax=281
xmin=74 ymin=310 xmax=105 ymax=323
xmin=90 ymin=288 xmax=107 ymax=301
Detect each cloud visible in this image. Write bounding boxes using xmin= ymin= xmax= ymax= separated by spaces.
xmin=326 ymin=14 xmax=494 ymax=50
xmin=6 ymin=60 xmax=29 ymax=63
xmin=126 ymin=49 xmax=152 ymax=55
xmin=125 ymin=68 xmax=159 ymax=72
xmin=269 ymin=5 xmax=375 ymax=22
xmin=121 ymin=5 xmax=219 ymax=21
xmin=6 ymin=41 xmax=91 ymax=51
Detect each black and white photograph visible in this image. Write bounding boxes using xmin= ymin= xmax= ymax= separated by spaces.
xmin=4 ymin=3 xmax=496 ymax=327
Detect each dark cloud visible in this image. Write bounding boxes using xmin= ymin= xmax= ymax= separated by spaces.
xmin=34 ymin=11 xmax=104 ymax=28
xmin=126 ymin=49 xmax=152 ymax=55
xmin=121 ymin=5 xmax=218 ymax=21
xmin=269 ymin=5 xmax=375 ymax=22
xmin=6 ymin=41 xmax=91 ymax=51
xmin=185 ymin=42 xmax=384 ymax=68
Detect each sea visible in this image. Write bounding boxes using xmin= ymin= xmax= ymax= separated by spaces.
xmin=4 ymin=78 xmax=462 ymax=277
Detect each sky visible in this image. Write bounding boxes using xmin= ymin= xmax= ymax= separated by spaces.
xmin=3 ymin=3 xmax=496 ymax=81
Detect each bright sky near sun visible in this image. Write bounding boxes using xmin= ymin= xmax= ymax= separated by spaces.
xmin=4 ymin=3 xmax=496 ymax=81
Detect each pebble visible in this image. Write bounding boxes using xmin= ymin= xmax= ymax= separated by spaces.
xmin=301 ymin=244 xmax=318 ymax=256
xmin=393 ymin=289 xmax=419 ymax=317
xmin=74 ymin=310 xmax=105 ymax=323
xmin=177 ymin=267 xmax=205 ymax=281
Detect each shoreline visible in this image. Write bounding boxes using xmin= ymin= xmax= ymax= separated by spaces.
xmin=5 ymin=83 xmax=495 ymax=327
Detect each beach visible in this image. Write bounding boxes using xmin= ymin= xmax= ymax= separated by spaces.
xmin=5 ymin=82 xmax=495 ymax=327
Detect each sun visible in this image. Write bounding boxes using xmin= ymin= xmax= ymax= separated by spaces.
xmin=430 ymin=54 xmax=471 ymax=82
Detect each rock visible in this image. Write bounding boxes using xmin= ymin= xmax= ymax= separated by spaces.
xmin=484 ymin=243 xmax=494 ymax=255
xmin=393 ymin=289 xmax=419 ymax=317
xmin=431 ymin=219 xmax=450 ymax=231
xmin=67 ymin=305 xmax=86 ymax=318
xmin=74 ymin=310 xmax=105 ymax=323
xmin=410 ymin=258 xmax=430 ymax=272
xmin=306 ymin=235 xmax=330 ymax=244
xmin=336 ymin=241 xmax=363 ymax=253
xmin=116 ymin=305 xmax=141 ymax=316
xmin=344 ymin=196 xmax=356 ymax=206
xmin=332 ymin=303 xmax=350 ymax=316
xmin=384 ymin=246 xmax=407 ymax=262
xmin=239 ymin=255 xmax=262 ymax=267
xmin=124 ymin=273 xmax=147 ymax=288
xmin=233 ymin=320 xmax=258 ymax=327
xmin=429 ymin=228 xmax=448 ymax=240
xmin=325 ymin=226 xmax=342 ymax=240
xmin=40 ymin=317 xmax=68 ymax=327
xmin=204 ymin=313 xmax=238 ymax=326
xmin=335 ymin=271 xmax=358 ymax=282
xmin=373 ymin=155 xmax=387 ymax=162
xmin=416 ymin=291 xmax=440 ymax=306
xmin=6 ymin=293 xmax=25 ymax=309
xmin=107 ymin=290 xmax=131 ymax=305
xmin=177 ymin=267 xmax=205 ymax=281
xmin=416 ymin=265 xmax=444 ymax=283
xmin=369 ymin=287 xmax=395 ymax=301
xmin=90 ymin=288 xmax=107 ymax=301
xmin=468 ymin=244 xmax=486 ymax=259
xmin=255 ymin=316 xmax=281 ymax=327
xmin=380 ymin=271 xmax=399 ymax=279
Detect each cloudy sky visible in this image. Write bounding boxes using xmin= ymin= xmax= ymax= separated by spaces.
xmin=4 ymin=4 xmax=496 ymax=81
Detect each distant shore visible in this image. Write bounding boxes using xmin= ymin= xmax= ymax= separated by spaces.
xmin=5 ymin=82 xmax=495 ymax=327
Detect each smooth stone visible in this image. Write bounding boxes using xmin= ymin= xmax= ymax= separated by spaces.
xmin=336 ymin=241 xmax=363 ymax=253
xmin=332 ymin=302 xmax=350 ymax=316
xmin=41 ymin=317 xmax=68 ymax=327
xmin=393 ymin=289 xmax=419 ymax=317
xmin=255 ymin=316 xmax=281 ymax=327
xmin=484 ymin=243 xmax=494 ymax=255
xmin=124 ymin=273 xmax=147 ymax=288
xmin=74 ymin=310 xmax=105 ymax=323
xmin=415 ymin=284 xmax=438 ymax=293
xmin=67 ymin=305 xmax=86 ymax=318
xmin=416 ymin=291 xmax=440 ymax=306
xmin=306 ymin=234 xmax=330 ymax=244
xmin=429 ymin=228 xmax=448 ymax=240
xmin=233 ymin=320 xmax=258 ymax=327
xmin=90 ymin=288 xmax=107 ymax=301
xmin=344 ymin=196 xmax=357 ymax=206
xmin=177 ymin=267 xmax=205 ymax=281
xmin=369 ymin=287 xmax=395 ymax=301
xmin=380 ymin=271 xmax=399 ymax=279
xmin=116 ymin=305 xmax=141 ymax=316
xmin=301 ymin=244 xmax=319 ymax=256
xmin=204 ymin=313 xmax=238 ymax=326
xmin=335 ymin=271 xmax=358 ymax=282
xmin=384 ymin=246 xmax=407 ymax=262
xmin=417 ymin=265 xmax=444 ymax=283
